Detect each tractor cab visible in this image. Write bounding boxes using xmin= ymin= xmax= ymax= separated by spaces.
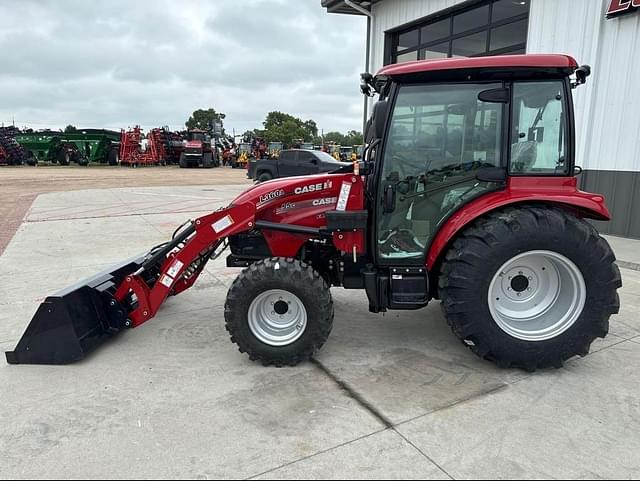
xmin=235 ymin=142 xmax=252 ymax=169
xmin=268 ymin=141 xmax=283 ymax=159
xmin=184 ymin=129 xmax=211 ymax=153
xmin=340 ymin=146 xmax=354 ymax=162
xmin=360 ymin=56 xmax=585 ymax=269
xmin=354 ymin=145 xmax=364 ymax=160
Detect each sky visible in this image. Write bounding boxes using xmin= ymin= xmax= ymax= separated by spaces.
xmin=0 ymin=0 xmax=367 ymax=136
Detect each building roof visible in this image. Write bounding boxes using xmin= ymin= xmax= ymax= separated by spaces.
xmin=376 ymin=54 xmax=579 ymax=77
xmin=320 ymin=0 xmax=380 ymax=15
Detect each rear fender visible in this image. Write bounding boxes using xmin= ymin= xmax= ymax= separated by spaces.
xmin=426 ymin=176 xmax=611 ymax=270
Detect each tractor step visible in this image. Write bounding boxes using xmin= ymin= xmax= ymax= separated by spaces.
xmin=5 ymin=256 xmax=144 ymax=365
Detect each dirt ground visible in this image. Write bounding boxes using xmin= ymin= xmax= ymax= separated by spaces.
xmin=0 ymin=165 xmax=251 ymax=255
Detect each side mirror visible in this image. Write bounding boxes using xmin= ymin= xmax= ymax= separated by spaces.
xmin=573 ymin=65 xmax=591 ymax=88
xmin=373 ymin=101 xmax=389 ymax=140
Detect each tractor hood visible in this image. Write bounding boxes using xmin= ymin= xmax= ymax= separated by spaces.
xmin=232 ymin=172 xmax=365 ymax=228
xmin=185 ymin=140 xmax=203 ymax=149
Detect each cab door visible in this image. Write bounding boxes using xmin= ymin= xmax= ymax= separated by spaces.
xmin=375 ymin=82 xmax=505 ymax=265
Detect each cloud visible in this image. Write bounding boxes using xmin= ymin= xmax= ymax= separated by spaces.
xmin=0 ymin=0 xmax=367 ymax=134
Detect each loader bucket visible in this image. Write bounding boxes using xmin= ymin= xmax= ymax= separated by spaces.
xmin=5 ymin=256 xmax=145 ymax=365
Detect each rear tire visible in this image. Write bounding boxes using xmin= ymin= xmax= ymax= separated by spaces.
xmin=257 ymin=172 xmax=272 ymax=183
xmin=106 ymin=147 xmax=119 ymax=166
xmin=439 ymin=205 xmax=621 ymax=371
xmin=179 ymin=153 xmax=188 ymax=168
xmin=202 ymin=153 xmax=214 ymax=169
xmin=57 ymin=150 xmax=70 ymax=166
xmin=225 ymin=258 xmax=334 ymax=367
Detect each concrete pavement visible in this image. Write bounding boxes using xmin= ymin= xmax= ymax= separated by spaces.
xmin=1 ymin=186 xmax=639 ymax=479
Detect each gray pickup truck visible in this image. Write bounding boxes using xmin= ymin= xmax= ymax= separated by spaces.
xmin=248 ymin=149 xmax=351 ymax=182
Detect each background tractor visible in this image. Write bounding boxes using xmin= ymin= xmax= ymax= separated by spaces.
xmin=6 ymin=55 xmax=621 ymax=374
xmin=179 ymin=129 xmax=217 ymax=168
xmin=235 ymin=142 xmax=252 ymax=169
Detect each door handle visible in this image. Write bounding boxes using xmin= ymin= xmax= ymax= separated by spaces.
xmin=383 ymin=184 xmax=396 ymax=213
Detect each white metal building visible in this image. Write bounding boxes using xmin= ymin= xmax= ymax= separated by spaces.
xmin=322 ymin=0 xmax=640 ymax=238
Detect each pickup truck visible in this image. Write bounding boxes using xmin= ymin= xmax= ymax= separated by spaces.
xmin=248 ymin=149 xmax=351 ymax=182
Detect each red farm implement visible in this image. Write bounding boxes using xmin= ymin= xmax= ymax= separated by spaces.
xmin=119 ymin=126 xmax=168 ymax=167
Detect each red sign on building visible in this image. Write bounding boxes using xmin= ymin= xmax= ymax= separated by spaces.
xmin=607 ymin=0 xmax=640 ymax=17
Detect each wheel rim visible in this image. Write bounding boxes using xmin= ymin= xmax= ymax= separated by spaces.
xmin=488 ymin=250 xmax=586 ymax=342
xmin=248 ymin=289 xmax=307 ymax=346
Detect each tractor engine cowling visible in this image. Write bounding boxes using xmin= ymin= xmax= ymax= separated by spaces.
xmin=231 ymin=172 xmax=366 ymax=259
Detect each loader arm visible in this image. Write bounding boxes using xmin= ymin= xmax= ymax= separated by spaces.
xmin=114 ymin=202 xmax=257 ymax=328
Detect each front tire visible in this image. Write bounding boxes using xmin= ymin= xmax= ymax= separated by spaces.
xmin=439 ymin=205 xmax=621 ymax=371
xmin=225 ymin=258 xmax=334 ymax=366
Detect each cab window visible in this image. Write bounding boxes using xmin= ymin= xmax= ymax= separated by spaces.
xmin=510 ymin=81 xmax=569 ymax=175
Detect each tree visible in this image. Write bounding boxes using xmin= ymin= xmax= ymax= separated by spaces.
xmin=345 ymin=130 xmax=364 ymax=146
xmin=262 ymin=111 xmax=318 ymax=147
xmin=64 ymin=125 xmax=78 ymax=133
xmin=185 ymin=108 xmax=226 ymax=135
xmin=322 ymin=131 xmax=346 ymax=145
xmin=321 ymin=130 xmax=364 ymax=146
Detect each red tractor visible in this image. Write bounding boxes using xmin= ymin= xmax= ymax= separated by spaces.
xmin=179 ymin=129 xmax=217 ymax=168
xmin=6 ymin=55 xmax=621 ymax=372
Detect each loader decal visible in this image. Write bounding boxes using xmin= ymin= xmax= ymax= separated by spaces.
xmin=336 ymin=182 xmax=351 ymax=211
xmin=160 ymin=275 xmax=174 ymax=288
xmin=167 ymin=260 xmax=184 ymax=278
xmin=258 ymin=189 xmax=285 ymax=206
xmin=212 ymin=215 xmax=235 ymax=234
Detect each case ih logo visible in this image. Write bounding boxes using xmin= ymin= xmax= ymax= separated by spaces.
xmin=294 ymin=180 xmax=333 ymax=195
xmin=607 ymin=0 xmax=640 ymax=17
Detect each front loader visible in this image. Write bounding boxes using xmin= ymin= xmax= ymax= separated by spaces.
xmin=6 ymin=55 xmax=621 ymax=371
